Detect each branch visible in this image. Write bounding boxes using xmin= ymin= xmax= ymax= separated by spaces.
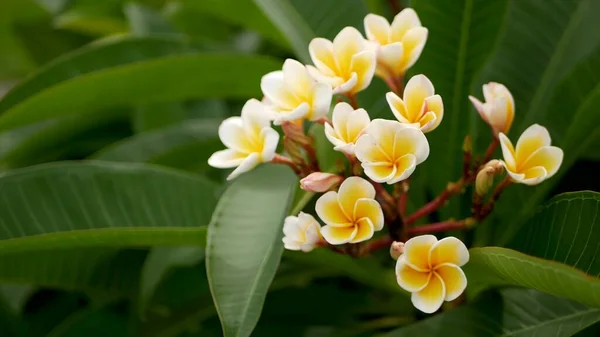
xmin=408 ymin=218 xmax=475 ymax=236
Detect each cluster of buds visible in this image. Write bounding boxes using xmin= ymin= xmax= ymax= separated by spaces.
xmin=208 ymin=8 xmax=564 ymax=314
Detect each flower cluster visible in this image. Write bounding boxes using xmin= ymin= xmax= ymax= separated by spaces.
xmin=208 ymin=8 xmax=564 ymax=314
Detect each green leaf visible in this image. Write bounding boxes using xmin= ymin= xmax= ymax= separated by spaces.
xmin=409 ymin=0 xmax=509 ymax=209
xmin=206 ymin=165 xmax=297 ymax=337
xmin=464 ymin=247 xmax=600 ymax=308
xmin=124 ymin=2 xmax=174 ymax=36
xmin=92 ymin=119 xmax=222 ymax=173
xmin=0 ymin=161 xmax=218 ymax=293
xmin=508 ymin=191 xmax=600 ymax=277
xmin=469 ymin=0 xmax=600 ymax=245
xmin=384 ymin=289 xmax=600 ymax=337
xmin=0 ymin=50 xmax=278 ymax=131
xmin=253 ymin=0 xmax=368 ymax=63
xmin=46 ymin=305 xmax=129 ymax=337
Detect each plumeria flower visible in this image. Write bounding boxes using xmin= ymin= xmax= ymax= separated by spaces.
xmin=315 ymin=176 xmax=384 ymax=244
xmin=364 ymin=8 xmax=428 ymax=78
xmin=386 ymin=74 xmax=443 ymax=133
xmin=261 ymin=59 xmax=333 ymax=125
xmin=396 ymin=235 xmax=469 ymax=314
xmin=469 ymin=82 xmax=515 ymax=134
xmin=324 ymin=102 xmax=370 ymax=155
xmin=282 ymin=212 xmax=323 ymax=252
xmin=355 ymin=119 xmax=429 ymax=184
xmin=300 ymin=172 xmax=344 ymax=193
xmin=499 ymin=124 xmax=563 ymax=185
xmin=208 ymin=99 xmax=279 ymax=180
xmin=308 ymin=27 xmax=376 ymax=94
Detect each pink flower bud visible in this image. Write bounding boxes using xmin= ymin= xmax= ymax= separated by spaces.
xmin=390 ymin=241 xmax=405 ymax=260
xmin=300 ymin=172 xmax=344 ymax=193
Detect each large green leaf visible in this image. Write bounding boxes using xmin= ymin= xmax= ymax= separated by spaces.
xmin=0 ymin=161 xmax=218 ymax=293
xmin=253 ymin=0 xmax=368 ymax=63
xmin=472 ymin=0 xmax=600 ymax=244
xmin=206 ymin=165 xmax=297 ymax=337
xmin=464 ymin=247 xmax=600 ymax=308
xmin=408 ymin=0 xmax=508 ymax=208
xmin=385 ymin=289 xmax=600 ymax=337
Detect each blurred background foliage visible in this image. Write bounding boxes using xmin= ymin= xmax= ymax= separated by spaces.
xmin=0 ymin=0 xmax=599 ymax=336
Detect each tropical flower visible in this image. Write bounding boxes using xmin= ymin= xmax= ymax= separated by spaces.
xmin=261 ymin=59 xmax=333 ymax=125
xmin=324 ymin=102 xmax=371 ymax=155
xmin=396 ymin=235 xmax=469 ymax=313
xmin=282 ymin=212 xmax=322 ymax=252
xmin=364 ymin=8 xmax=428 ymax=78
xmin=300 ymin=172 xmax=344 ymax=193
xmin=315 ymin=176 xmax=384 ymax=244
xmin=499 ymin=124 xmax=563 ymax=185
xmin=386 ymin=74 xmax=443 ymax=133
xmin=355 ymin=119 xmax=429 ymax=184
xmin=475 ymin=159 xmax=504 ymax=196
xmin=208 ymin=99 xmax=279 ymax=180
xmin=308 ymin=27 xmax=376 ymax=94
xmin=469 ymin=82 xmax=515 ymax=134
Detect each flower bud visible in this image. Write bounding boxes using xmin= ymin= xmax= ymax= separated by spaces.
xmin=281 ymin=120 xmax=312 ymax=146
xmin=469 ymin=82 xmax=515 ymax=135
xmin=475 ymin=159 xmax=504 ymax=196
xmin=390 ymin=241 xmax=405 ymax=260
xmin=300 ymin=172 xmax=344 ymax=193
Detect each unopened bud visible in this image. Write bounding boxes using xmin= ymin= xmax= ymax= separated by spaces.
xmin=475 ymin=160 xmax=504 ymax=196
xmin=300 ymin=172 xmax=343 ymax=193
xmin=462 ymin=135 xmax=472 ymax=153
xmin=390 ymin=241 xmax=405 ymax=260
xmin=281 ymin=121 xmax=312 ymax=146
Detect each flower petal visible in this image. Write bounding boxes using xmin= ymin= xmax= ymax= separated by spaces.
xmin=337 ymin=176 xmax=376 ymax=217
xmin=394 ymin=127 xmax=430 ymax=164
xmin=355 ymin=134 xmax=391 ymax=163
xmin=218 ymin=117 xmax=251 ymax=153
xmin=241 ymin=99 xmax=272 ymax=135
xmin=515 ymin=124 xmax=552 ymax=165
xmin=429 ymin=236 xmax=469 ymax=267
xmin=260 ymin=72 xmax=299 ymax=111
xmin=389 ymin=154 xmax=417 ymax=184
xmin=396 ymin=256 xmax=431 ymax=292
xmin=283 ymin=237 xmax=301 ymax=251
xmin=364 ymin=13 xmax=391 ymax=44
xmin=404 ymin=234 xmax=437 ymax=271
xmin=310 ymin=82 xmax=333 ymax=120
xmin=499 ymin=133 xmax=517 ymax=171
xmin=403 ymin=74 xmax=435 ymax=121
xmin=208 ymin=149 xmax=246 ymax=168
xmin=350 ymin=217 xmax=375 ymax=243
xmin=271 ymin=103 xmax=310 ymax=125
xmin=519 ymin=166 xmax=548 ymax=185
xmin=386 ymin=92 xmax=412 ymax=123
xmin=420 ymin=94 xmax=443 ymax=132
xmin=325 ymin=122 xmax=347 ymax=149
xmin=354 ymin=198 xmax=384 ymax=231
xmin=333 ymin=27 xmax=366 ymax=73
xmin=363 ymin=162 xmax=397 ymax=183
xmin=350 ymin=50 xmax=376 ymax=93
xmin=378 ymin=42 xmax=404 ymax=76
xmin=282 ymin=59 xmax=314 ymax=96
xmin=346 ymin=108 xmax=371 ymax=143
xmin=520 ymin=146 xmax=563 ymax=178
xmin=332 ymin=102 xmax=353 ymax=140
xmin=399 ymin=27 xmax=428 ymax=71
xmin=309 ymin=38 xmax=337 ymax=75
xmin=321 ymin=225 xmax=357 ymax=245
xmin=435 ymin=264 xmax=466 ymax=301
xmin=226 ymin=152 xmax=261 ymax=180
xmin=364 ymin=119 xmax=398 ymax=157
xmin=333 ymin=72 xmax=359 ymax=94
xmin=411 ymin=272 xmax=445 ymax=314
xmin=260 ymin=127 xmax=279 ymax=162
xmin=283 ymin=215 xmax=302 ymax=240
xmin=390 ymin=8 xmax=421 ymax=42
xmin=307 ymin=65 xmax=344 ymax=87
xmin=468 ymin=95 xmax=487 ymax=122
xmin=315 ymin=191 xmax=351 ymax=227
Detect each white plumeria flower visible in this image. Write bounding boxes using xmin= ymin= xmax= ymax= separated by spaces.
xmin=364 ymin=8 xmax=428 ymax=78
xmin=208 ymin=99 xmax=279 ymax=180
xmin=499 ymin=124 xmax=563 ymax=185
xmin=308 ymin=27 xmax=376 ymax=95
xmin=261 ymin=59 xmax=333 ymax=125
xmin=386 ymin=74 xmax=443 ymax=133
xmin=396 ymin=235 xmax=469 ymax=314
xmin=315 ymin=176 xmax=384 ymax=244
xmin=355 ymin=119 xmax=429 ymax=184
xmin=324 ymin=102 xmax=370 ymax=155
xmin=282 ymin=212 xmax=322 ymax=252
xmin=469 ymin=82 xmax=515 ymax=134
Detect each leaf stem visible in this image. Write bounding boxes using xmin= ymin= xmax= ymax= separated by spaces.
xmin=408 ymin=218 xmax=475 ymax=236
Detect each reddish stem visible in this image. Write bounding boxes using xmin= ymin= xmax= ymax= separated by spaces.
xmin=364 ymin=235 xmax=394 ymax=254
xmin=405 ymin=180 xmax=464 ymax=225
xmin=387 ymin=0 xmax=402 ymax=15
xmin=347 ymin=93 xmax=359 ymax=109
xmin=271 ymin=154 xmax=302 ymax=175
xmin=482 ymin=137 xmax=499 ymax=164
xmin=408 ymin=219 xmax=472 ymax=236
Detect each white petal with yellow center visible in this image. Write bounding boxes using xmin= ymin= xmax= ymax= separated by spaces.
xmin=403 ymin=234 xmax=437 ymax=271
xmin=429 ymin=236 xmax=469 ymax=267
xmin=435 ymin=264 xmax=467 ymax=301
xmin=325 ymin=102 xmax=370 ymax=155
xmin=396 ymin=255 xmax=431 ymax=292
xmin=337 ymin=176 xmax=376 ymax=217
xmin=282 ymin=212 xmax=322 ymax=252
xmin=386 ymin=75 xmax=443 ymax=133
xmin=412 ymin=272 xmax=445 ymax=314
